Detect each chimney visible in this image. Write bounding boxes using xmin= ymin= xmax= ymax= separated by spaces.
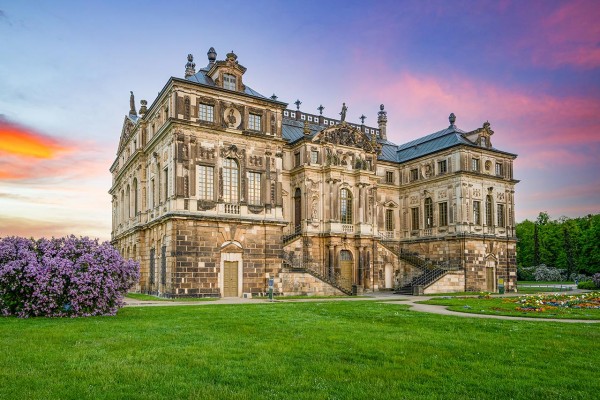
xmin=377 ymin=104 xmax=387 ymax=140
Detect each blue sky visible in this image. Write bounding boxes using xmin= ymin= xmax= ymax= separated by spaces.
xmin=1 ymin=0 xmax=599 ymax=240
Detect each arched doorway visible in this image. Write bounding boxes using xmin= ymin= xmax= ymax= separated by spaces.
xmin=294 ymin=188 xmax=301 ymax=233
xmin=339 ymin=250 xmax=353 ymax=287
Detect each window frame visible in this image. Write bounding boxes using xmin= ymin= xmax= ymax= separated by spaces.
xmin=411 ymin=207 xmax=420 ymax=230
xmin=473 ymin=201 xmax=481 ymax=225
xmin=223 ymin=158 xmax=239 ymax=203
xmin=439 ymin=202 xmax=448 ymax=227
xmin=385 ymin=171 xmax=394 ymax=184
xmin=424 ymin=198 xmax=433 ymax=228
xmin=497 ymin=203 xmax=505 ymax=228
xmin=385 ymin=209 xmax=394 ymax=232
xmin=198 ymin=103 xmax=214 ymax=122
xmin=197 ymin=165 xmax=214 ymax=200
xmin=340 ymin=188 xmax=353 ymax=225
xmin=438 ymin=160 xmax=447 ymax=175
xmin=223 ymin=73 xmax=237 ymax=91
xmin=485 ymin=195 xmax=493 ymax=226
xmin=410 ymin=168 xmax=419 ymax=182
xmin=471 ymin=158 xmax=480 ymax=172
xmin=248 ymin=113 xmax=262 ymax=131
xmin=247 ymin=171 xmax=262 ymax=205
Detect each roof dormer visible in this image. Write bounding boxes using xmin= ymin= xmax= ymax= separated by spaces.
xmin=463 ymin=121 xmax=494 ymax=149
xmin=206 ymin=50 xmax=247 ymax=92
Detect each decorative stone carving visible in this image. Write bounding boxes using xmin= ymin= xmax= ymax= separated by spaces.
xmin=497 ymin=192 xmax=505 ymax=201
xmin=438 ymin=190 xmax=447 ymax=199
xmin=315 ymin=124 xmax=377 ymax=153
xmin=410 ymin=195 xmax=419 ymax=205
xmin=473 ymin=189 xmax=481 ymax=198
xmin=197 ymin=200 xmax=216 ymax=211
xmin=248 ymin=205 xmax=264 ymax=214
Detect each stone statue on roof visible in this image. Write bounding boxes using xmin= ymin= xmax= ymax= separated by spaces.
xmin=340 ymin=103 xmax=347 ymax=122
xmin=129 ymin=91 xmax=137 ymax=116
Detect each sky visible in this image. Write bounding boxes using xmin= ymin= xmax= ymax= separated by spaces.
xmin=1 ymin=0 xmax=599 ymax=241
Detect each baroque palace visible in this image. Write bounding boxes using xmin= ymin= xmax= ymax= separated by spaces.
xmin=110 ymin=48 xmax=518 ymax=297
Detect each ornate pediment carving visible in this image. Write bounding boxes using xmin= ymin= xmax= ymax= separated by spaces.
xmin=313 ymin=122 xmax=379 ymax=153
xmin=117 ymin=116 xmax=137 ymax=153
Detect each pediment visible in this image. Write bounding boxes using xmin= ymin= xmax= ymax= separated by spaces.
xmin=312 ymin=122 xmax=378 ymax=153
xmin=382 ymin=200 xmax=399 ymax=208
xmin=117 ymin=116 xmax=137 ymax=154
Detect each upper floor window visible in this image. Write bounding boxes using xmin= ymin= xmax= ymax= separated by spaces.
xmin=310 ymin=150 xmax=319 ymax=164
xmin=473 ymin=201 xmax=481 ymax=225
xmin=385 ymin=209 xmax=394 ymax=232
xmin=163 ymin=168 xmax=169 ymax=202
xmin=438 ymin=160 xmax=447 ymax=175
xmin=410 ymin=168 xmax=419 ymax=182
xmin=248 ymin=113 xmax=262 ymax=131
xmin=495 ymin=162 xmax=504 ymax=177
xmin=497 ymin=203 xmax=505 ymax=228
xmin=223 ymin=158 xmax=239 ymax=203
xmin=439 ymin=202 xmax=448 ymax=226
xmin=199 ymin=104 xmax=214 ymax=122
xmin=471 ymin=158 xmax=480 ymax=172
xmin=340 ymin=188 xmax=353 ymax=224
xmin=223 ymin=74 xmax=236 ymax=91
xmin=197 ymin=165 xmax=214 ymax=200
xmin=385 ymin=171 xmax=394 ymax=184
xmin=480 ymin=137 xmax=487 ymax=147
xmin=294 ymin=152 xmax=301 ymax=167
xmin=411 ymin=207 xmax=419 ymax=230
xmin=486 ymin=195 xmax=493 ymax=226
xmin=248 ymin=172 xmax=261 ymax=205
xmin=424 ymin=198 xmax=433 ymax=228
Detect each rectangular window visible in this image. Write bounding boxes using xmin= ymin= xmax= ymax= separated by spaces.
xmin=439 ymin=202 xmax=448 ymax=226
xmin=198 ymin=104 xmax=214 ymax=122
xmin=497 ymin=204 xmax=505 ymax=227
xmin=495 ymin=162 xmax=504 ymax=177
xmin=411 ymin=207 xmax=419 ymax=230
xmin=310 ymin=150 xmax=319 ymax=164
xmin=473 ymin=201 xmax=481 ymax=225
xmin=248 ymin=172 xmax=261 ymax=205
xmin=410 ymin=168 xmax=419 ymax=182
xmin=385 ymin=209 xmax=394 ymax=232
xmin=294 ymin=152 xmax=301 ymax=167
xmin=385 ymin=171 xmax=394 ymax=184
xmin=438 ymin=160 xmax=447 ymax=174
xmin=471 ymin=158 xmax=480 ymax=172
xmin=223 ymin=74 xmax=236 ymax=90
xmin=248 ymin=114 xmax=261 ymax=131
xmin=197 ymin=165 xmax=214 ymax=200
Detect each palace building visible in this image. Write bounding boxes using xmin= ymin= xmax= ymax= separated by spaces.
xmin=110 ymin=48 xmax=518 ymax=297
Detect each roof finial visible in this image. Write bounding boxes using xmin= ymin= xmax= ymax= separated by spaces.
xmin=360 ymin=114 xmax=366 ymax=125
xmin=185 ymin=54 xmax=196 ymax=78
xmin=270 ymin=94 xmax=278 ymax=100
xmin=129 ymin=91 xmax=137 ymax=116
xmin=317 ymin=104 xmax=324 ymax=115
xmin=303 ymin=119 xmax=311 ymax=135
xmin=139 ymin=99 xmax=148 ymax=115
xmin=377 ymin=104 xmax=387 ymax=140
xmin=207 ymin=47 xmax=217 ymax=64
xmin=449 ymin=113 xmax=456 ymax=128
xmin=294 ymin=99 xmax=302 ymax=110
xmin=340 ymin=102 xmax=347 ymax=122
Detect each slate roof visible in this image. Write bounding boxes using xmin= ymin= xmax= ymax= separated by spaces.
xmin=186 ymin=68 xmax=268 ymax=99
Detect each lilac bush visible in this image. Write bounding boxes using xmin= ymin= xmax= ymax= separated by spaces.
xmin=0 ymin=236 xmax=139 ymax=318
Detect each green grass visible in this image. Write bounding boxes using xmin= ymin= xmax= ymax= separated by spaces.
xmin=126 ymin=293 xmax=216 ymax=302
xmin=518 ymin=281 xmax=575 ymax=285
xmin=419 ymin=297 xmax=600 ymax=320
xmin=1 ymin=302 xmax=599 ymax=399
xmin=276 ymin=295 xmax=368 ymax=300
xmin=426 ymin=291 xmax=499 ymax=297
xmin=517 ymin=286 xmax=573 ymax=294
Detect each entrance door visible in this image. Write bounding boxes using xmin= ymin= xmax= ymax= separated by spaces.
xmin=384 ymin=264 xmax=393 ymax=289
xmin=223 ymin=261 xmax=239 ymax=297
xmin=339 ymin=250 xmax=353 ymax=287
xmin=486 ymin=267 xmax=495 ymax=292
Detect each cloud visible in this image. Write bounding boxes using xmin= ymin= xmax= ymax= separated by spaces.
xmin=0 ymin=116 xmax=72 ymax=158
xmin=0 ymin=215 xmax=111 ymax=241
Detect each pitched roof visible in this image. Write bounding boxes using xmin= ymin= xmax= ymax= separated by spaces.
xmin=185 ymin=68 xmax=268 ymax=100
xmin=396 ymin=126 xmax=472 ymax=162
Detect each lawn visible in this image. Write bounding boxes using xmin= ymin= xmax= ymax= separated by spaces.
xmin=1 ymin=301 xmax=599 ymax=399
xmin=420 ymin=292 xmax=600 ymax=320
xmin=126 ymin=293 xmax=217 ymax=302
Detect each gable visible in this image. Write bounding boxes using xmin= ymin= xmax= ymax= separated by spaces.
xmin=117 ymin=116 xmax=137 ymax=155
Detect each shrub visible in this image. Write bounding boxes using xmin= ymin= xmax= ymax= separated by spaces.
xmin=577 ymin=281 xmax=597 ymax=290
xmin=0 ymin=236 xmax=139 ymax=318
xmin=593 ymin=273 xmax=600 ymax=288
xmin=533 ymin=264 xmax=566 ymax=282
xmin=569 ymin=273 xmax=588 ymax=283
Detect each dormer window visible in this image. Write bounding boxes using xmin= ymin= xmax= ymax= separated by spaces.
xmin=480 ymin=136 xmax=487 ymax=147
xmin=223 ymin=74 xmax=236 ymax=91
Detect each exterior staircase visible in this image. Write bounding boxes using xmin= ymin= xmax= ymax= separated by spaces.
xmin=380 ymin=241 xmax=461 ymax=295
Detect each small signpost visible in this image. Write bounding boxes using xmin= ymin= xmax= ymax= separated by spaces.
xmin=498 ymin=278 xmax=505 ymax=294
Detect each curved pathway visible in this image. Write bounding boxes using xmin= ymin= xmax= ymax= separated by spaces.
xmin=124 ymin=292 xmax=600 ymax=323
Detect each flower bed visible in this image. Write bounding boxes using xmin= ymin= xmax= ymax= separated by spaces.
xmin=515 ymin=292 xmax=600 ymax=312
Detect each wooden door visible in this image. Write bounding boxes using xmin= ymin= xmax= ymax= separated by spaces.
xmin=385 ymin=264 xmax=393 ymax=289
xmin=486 ymin=267 xmax=495 ymax=292
xmin=339 ymin=250 xmax=353 ymax=287
xmin=223 ymin=261 xmax=239 ymax=297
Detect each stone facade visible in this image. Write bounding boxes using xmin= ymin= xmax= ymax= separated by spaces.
xmin=110 ymin=48 xmax=518 ymax=297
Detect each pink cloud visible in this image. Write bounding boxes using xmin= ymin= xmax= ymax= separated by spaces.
xmin=0 ymin=215 xmax=110 ymax=241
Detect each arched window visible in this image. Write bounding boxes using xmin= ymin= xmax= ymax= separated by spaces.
xmin=133 ymin=179 xmax=138 ymax=215
xmin=223 ymin=158 xmax=239 ymax=203
xmin=486 ymin=195 xmax=493 ymax=226
xmin=340 ymin=188 xmax=353 ymax=224
xmin=125 ymin=185 xmax=131 ymax=219
xmin=424 ymin=197 xmax=433 ymax=228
